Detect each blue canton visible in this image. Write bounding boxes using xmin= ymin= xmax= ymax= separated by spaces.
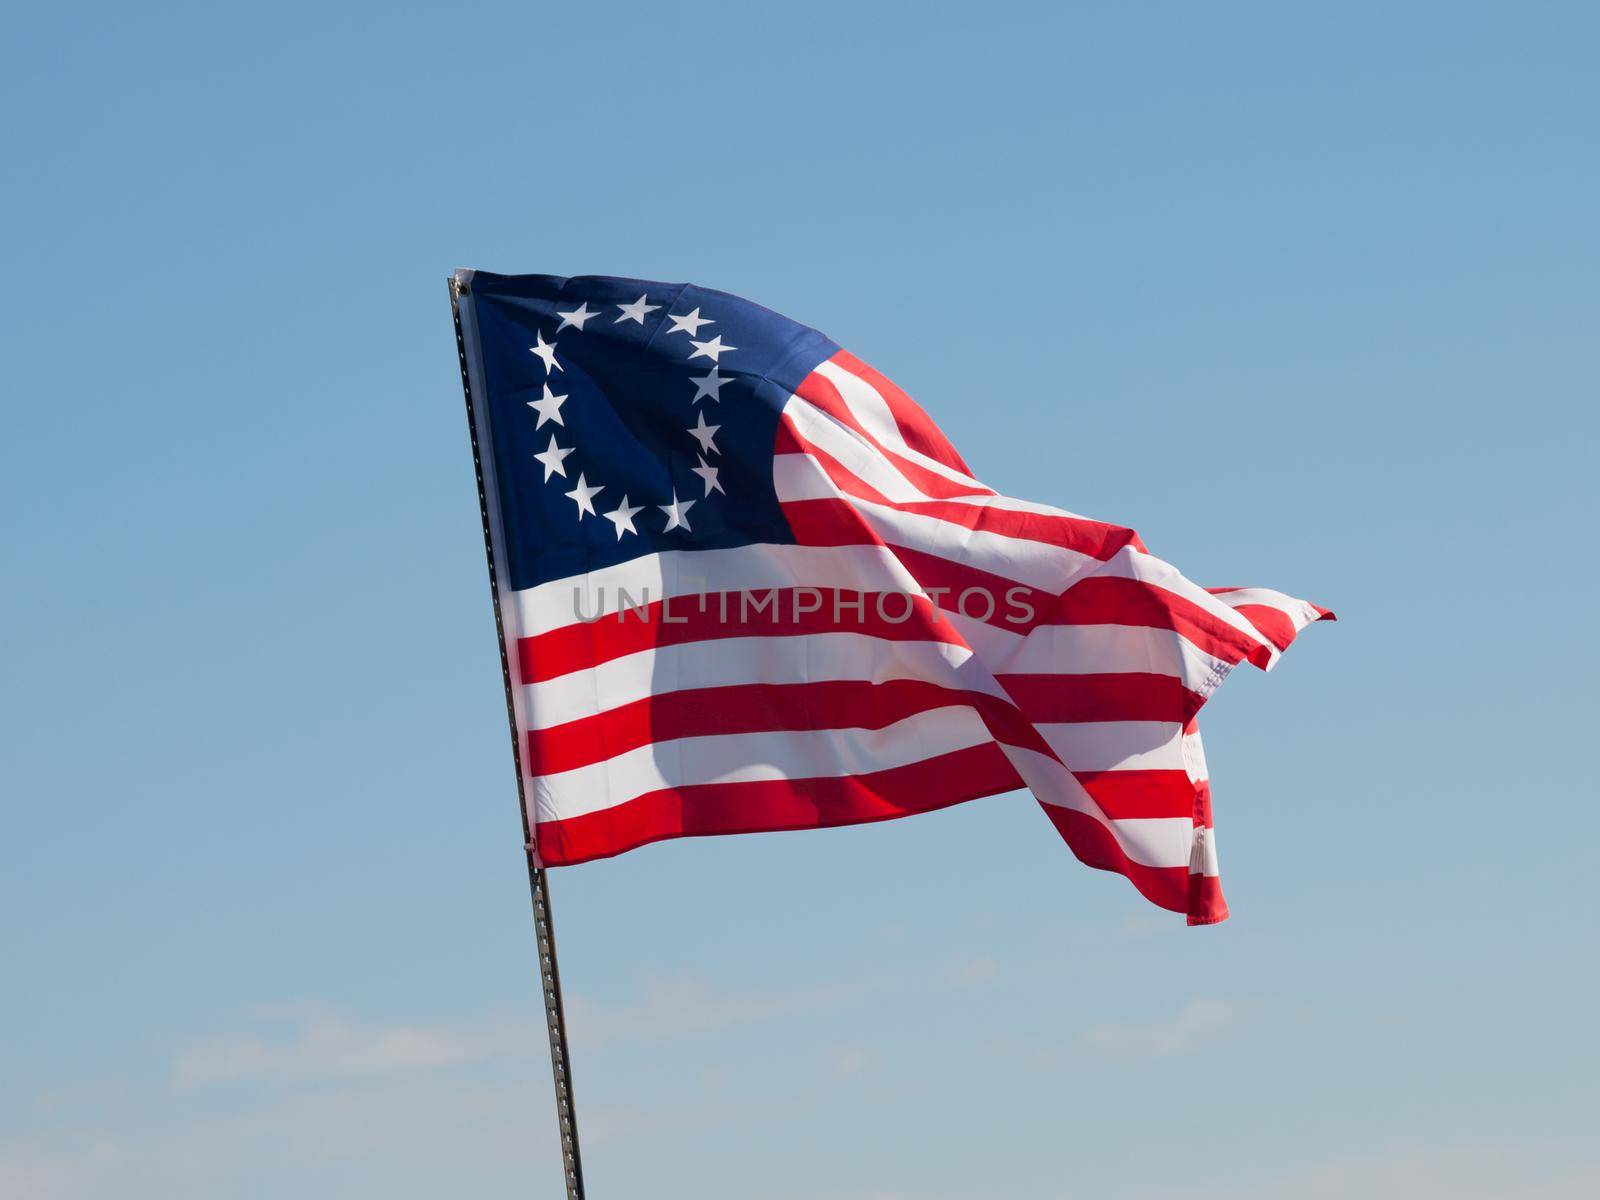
xmin=466 ymin=272 xmax=839 ymax=592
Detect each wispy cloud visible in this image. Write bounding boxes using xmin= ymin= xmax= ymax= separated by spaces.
xmin=6 ymin=1069 xmax=558 ymax=1199
xmin=174 ymin=1011 xmax=488 ymax=1086
xmin=2 ymin=966 xmax=911 ymax=1197
xmin=170 ymin=965 xmax=877 ymax=1091
xmin=1079 ymin=997 xmax=1235 ymax=1059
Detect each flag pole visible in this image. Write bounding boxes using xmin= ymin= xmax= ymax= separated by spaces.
xmin=449 ymin=273 xmax=587 ymax=1200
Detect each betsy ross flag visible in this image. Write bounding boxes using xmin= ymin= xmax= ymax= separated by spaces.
xmin=453 ymin=271 xmax=1330 ymax=925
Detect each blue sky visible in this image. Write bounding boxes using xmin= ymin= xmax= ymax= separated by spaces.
xmin=3 ymin=2 xmax=1597 ymax=1196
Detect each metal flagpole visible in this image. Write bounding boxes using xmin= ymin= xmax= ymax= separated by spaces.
xmin=449 ymin=273 xmax=587 ymax=1200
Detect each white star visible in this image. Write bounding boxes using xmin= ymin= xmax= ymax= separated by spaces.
xmin=688 ymin=334 xmax=736 ymax=362
xmin=614 ymin=294 xmax=661 ymax=325
xmin=687 ymin=411 xmax=721 ymax=455
xmin=563 ymin=473 xmax=604 ymax=518
xmin=603 ymin=494 xmax=644 ymax=540
xmin=526 ymin=383 xmax=568 ymax=428
xmin=665 ymin=307 xmax=714 ymax=337
xmin=555 ymin=303 xmax=598 ymax=332
xmin=691 ymin=457 xmax=724 ymax=497
xmin=529 ymin=330 xmax=562 ymax=373
xmin=533 ymin=435 xmax=574 ymax=482
xmin=690 ymin=368 xmax=732 ymax=403
xmin=658 ymin=490 xmax=697 ymax=532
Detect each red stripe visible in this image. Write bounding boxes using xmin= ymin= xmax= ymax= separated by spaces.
xmin=534 ymin=742 xmax=1022 ymax=866
xmin=1075 ymin=769 xmax=1204 ymax=821
xmin=776 ymin=495 xmax=888 ymax=550
xmin=1040 ymin=806 xmax=1227 ymax=926
xmin=829 ymin=349 xmax=974 ymax=475
xmin=1040 ymin=577 xmax=1272 ymax=669
xmin=517 ymin=588 xmax=966 ymax=683
xmin=780 ymin=498 xmax=1056 ymax=631
xmin=1193 ymin=779 xmax=1213 ymax=828
xmin=774 ymin=432 xmax=905 ymax=509
xmin=777 ymin=496 xmax=1261 ymax=667
xmin=1209 ymin=591 xmax=1338 ymax=630
xmin=1228 ymin=603 xmax=1297 ymax=652
xmin=1187 ymin=873 xmax=1228 ymax=927
xmin=772 ymin=415 xmax=809 ymax=458
xmin=777 ymin=420 xmax=1143 ymax=561
xmin=525 ymin=678 xmax=1008 ymax=775
xmin=792 ymin=370 xmax=994 ymax=500
xmin=863 ymin=495 xmax=1141 ymax=564
xmin=994 ymin=672 xmax=1206 ymax=725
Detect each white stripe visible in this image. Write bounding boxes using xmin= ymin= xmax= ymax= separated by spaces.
xmin=1036 ymin=721 xmax=1207 ymax=777
xmin=774 ymin=441 xmax=1271 ymax=669
xmin=780 ymin=403 xmax=930 ymax=503
xmin=937 ymin=601 xmax=1238 ymax=708
xmin=993 ymin=623 xmax=1234 ymax=687
xmin=1119 ymin=550 xmax=1278 ymax=664
xmin=781 ymin=407 xmax=1092 ymax=523
xmin=1182 ymin=728 xmax=1209 ymax=783
xmin=813 ymin=360 xmax=989 ymax=492
xmin=999 ymin=744 xmax=1193 ymax=869
xmin=522 ymin=632 xmax=1003 ymax=729
xmin=1211 ymin=587 xmax=1325 ymax=630
xmin=941 ymin=607 xmax=1024 ymax=662
xmin=775 ymin=452 xmax=1097 ymax=591
xmin=773 ymin=440 xmax=914 ymax=505
xmin=1114 ymin=816 xmax=1200 ymax=873
xmin=1190 ymin=825 xmax=1220 ymax=877
xmin=531 ymin=704 xmax=996 ymax=822
xmin=1037 ymin=721 xmax=1187 ymax=773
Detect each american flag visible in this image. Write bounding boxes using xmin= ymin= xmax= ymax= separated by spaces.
xmin=453 ymin=271 xmax=1330 ymax=924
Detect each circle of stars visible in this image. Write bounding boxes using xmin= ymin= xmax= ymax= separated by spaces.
xmin=524 ymin=293 xmax=737 ymax=539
